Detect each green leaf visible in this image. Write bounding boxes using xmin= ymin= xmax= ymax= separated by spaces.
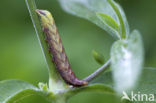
xmin=66 ymin=84 xmax=115 ymax=98
xmin=0 ymin=80 xmax=40 ymax=103
xmin=107 ymin=0 xmax=129 ymax=39
xmin=58 ymin=0 xmax=129 ymax=39
xmin=136 ymin=67 xmax=156 ymax=94
xmin=111 ymin=30 xmax=144 ymax=93
xmin=96 ymin=12 xmax=120 ymax=34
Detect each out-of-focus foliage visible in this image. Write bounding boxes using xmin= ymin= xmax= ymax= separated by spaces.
xmin=0 ymin=0 xmax=156 ymax=103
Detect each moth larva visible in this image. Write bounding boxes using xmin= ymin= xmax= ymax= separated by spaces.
xmin=36 ymin=9 xmax=88 ymax=86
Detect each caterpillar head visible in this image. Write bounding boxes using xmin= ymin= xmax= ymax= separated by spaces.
xmin=36 ymin=9 xmax=54 ymax=27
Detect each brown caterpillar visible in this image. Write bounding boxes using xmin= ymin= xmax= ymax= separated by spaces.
xmin=36 ymin=9 xmax=88 ymax=86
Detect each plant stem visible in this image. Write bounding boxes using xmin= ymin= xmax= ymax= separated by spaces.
xmin=108 ymin=0 xmax=126 ymax=39
xmin=25 ymin=0 xmax=67 ymax=93
xmin=84 ymin=59 xmax=111 ymax=82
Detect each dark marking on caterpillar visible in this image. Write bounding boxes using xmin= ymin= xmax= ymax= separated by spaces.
xmin=36 ymin=9 xmax=88 ymax=86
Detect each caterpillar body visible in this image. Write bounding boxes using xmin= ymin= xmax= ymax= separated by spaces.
xmin=36 ymin=9 xmax=88 ymax=86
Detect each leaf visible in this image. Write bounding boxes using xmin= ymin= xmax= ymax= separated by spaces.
xmin=0 ymin=80 xmax=40 ymax=103
xmin=136 ymin=67 xmax=156 ymax=94
xmin=58 ymin=0 xmax=129 ymax=39
xmin=107 ymin=0 xmax=129 ymax=39
xmin=96 ymin=12 xmax=120 ymax=33
xmin=110 ymin=30 xmax=144 ymax=93
xmin=66 ymin=84 xmax=115 ymax=98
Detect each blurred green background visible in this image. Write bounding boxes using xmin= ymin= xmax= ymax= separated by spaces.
xmin=0 ymin=0 xmax=156 ymax=103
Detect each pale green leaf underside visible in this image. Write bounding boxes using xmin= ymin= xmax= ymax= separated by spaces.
xmin=58 ymin=0 xmax=129 ymax=39
xmin=0 ymin=80 xmax=40 ymax=103
xmin=111 ymin=30 xmax=144 ymax=92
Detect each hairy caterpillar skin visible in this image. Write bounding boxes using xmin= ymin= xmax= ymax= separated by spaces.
xmin=36 ymin=9 xmax=88 ymax=86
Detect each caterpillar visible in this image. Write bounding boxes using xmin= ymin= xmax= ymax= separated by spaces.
xmin=36 ymin=9 xmax=88 ymax=86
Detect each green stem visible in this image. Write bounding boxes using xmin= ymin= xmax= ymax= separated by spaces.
xmin=108 ymin=0 xmax=126 ymax=39
xmin=25 ymin=0 xmax=67 ymax=93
